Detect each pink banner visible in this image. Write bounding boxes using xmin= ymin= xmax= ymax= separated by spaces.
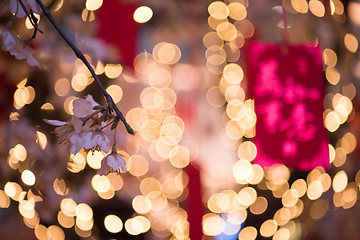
xmin=246 ymin=41 xmax=330 ymax=170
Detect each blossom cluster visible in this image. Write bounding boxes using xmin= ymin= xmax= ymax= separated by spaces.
xmin=45 ymin=95 xmax=126 ymax=174
xmin=0 ymin=0 xmax=42 ymax=67
xmin=0 ymin=28 xmax=39 ymax=67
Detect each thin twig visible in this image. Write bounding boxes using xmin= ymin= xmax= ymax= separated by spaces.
xmin=17 ymin=0 xmax=43 ymax=38
xmin=34 ymin=0 xmax=134 ymax=135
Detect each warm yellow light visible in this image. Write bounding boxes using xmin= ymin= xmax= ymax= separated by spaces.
xmin=86 ymin=150 xmax=104 ymax=169
xmin=260 ymin=219 xmax=278 ymax=237
xmin=223 ymin=63 xmax=244 ymax=84
xmin=91 ymin=175 xmax=112 ymax=193
xmin=332 ymin=170 xmax=348 ymax=192
xmin=238 ymin=141 xmax=257 ymax=161
xmin=323 ymin=48 xmax=337 ymax=67
xmin=153 ymin=42 xmax=181 ymax=65
xmin=238 ymin=187 xmax=257 ymax=207
xmin=291 ymin=0 xmax=308 ymax=13
xmin=76 ymin=217 xmax=94 ymax=231
xmin=169 ymin=145 xmax=190 ymax=168
xmin=64 ymin=96 xmax=77 ymax=115
xmin=13 ymin=144 xmax=27 ymax=161
xmin=325 ymin=67 xmax=340 ymax=85
xmin=291 ymin=179 xmax=307 ymax=197
xmin=309 ymin=0 xmax=325 ymax=17
xmin=55 ymin=78 xmax=70 ymax=96
xmin=76 ymin=203 xmax=93 ymax=221
xmin=47 ymin=225 xmax=65 ymax=240
xmin=134 ymin=6 xmax=153 ymax=23
xmin=228 ymin=2 xmax=247 ymax=20
xmin=86 ymin=0 xmax=103 ymax=11
xmin=273 ymin=228 xmax=290 ymax=240
xmin=19 ymin=200 xmax=35 ymax=218
xmin=0 ymin=190 xmax=10 ymax=208
xmin=21 ymin=170 xmax=36 ymax=186
xmin=132 ymin=195 xmax=152 ymax=214
xmin=34 ymin=225 xmax=47 ymax=240
xmin=68 ymin=152 xmax=87 ymax=173
xmin=58 ymin=211 xmax=75 ymax=228
xmin=4 ymin=182 xmax=22 ymax=201
xmin=344 ymin=33 xmax=358 ymax=53
xmin=25 ymin=13 xmax=40 ymax=29
xmin=216 ymin=22 xmax=237 ymax=41
xmin=233 ymin=160 xmax=253 ymax=184
xmin=348 ymin=2 xmax=360 ymax=24
xmin=106 ymin=85 xmax=123 ymax=103
xmin=250 ymin=196 xmax=268 ymax=215
xmin=307 ymin=180 xmax=323 ymax=200
xmin=36 ymin=131 xmax=48 ymax=150
xmin=71 ymin=73 xmax=89 ymax=92
xmin=104 ymin=64 xmax=123 ymax=79
xmin=324 ymin=111 xmax=340 ymax=132
xmin=202 ymin=213 xmax=224 ymax=236
xmin=132 ymin=216 xmax=151 ymax=233
xmin=238 ymin=226 xmax=257 ymax=240
xmin=104 ymin=215 xmax=123 ymax=233
xmin=60 ymin=198 xmax=77 ymax=217
xmin=53 ymin=178 xmax=68 ymax=196
xmin=208 ymin=1 xmax=229 ymax=20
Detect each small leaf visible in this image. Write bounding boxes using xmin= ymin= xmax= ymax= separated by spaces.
xmin=111 ymin=120 xmax=119 ymax=130
xmin=125 ymin=123 xmax=135 ymax=135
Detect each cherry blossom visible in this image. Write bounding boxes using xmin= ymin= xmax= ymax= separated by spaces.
xmin=45 ymin=95 xmax=116 ymax=155
xmin=0 ymin=28 xmax=40 ymax=67
xmin=73 ymin=95 xmax=99 ymax=118
xmin=81 ymin=130 xmax=112 ymax=153
xmin=98 ymin=151 xmax=127 ymax=175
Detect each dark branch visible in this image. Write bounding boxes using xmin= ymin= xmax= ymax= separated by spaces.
xmin=17 ymin=0 xmax=43 ymax=39
xmin=34 ymin=0 xmax=134 ymax=135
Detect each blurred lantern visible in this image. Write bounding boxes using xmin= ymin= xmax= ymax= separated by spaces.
xmin=246 ymin=41 xmax=330 ymax=170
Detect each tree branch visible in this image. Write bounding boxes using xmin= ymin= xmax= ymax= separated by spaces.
xmin=17 ymin=0 xmax=43 ymax=39
xmin=34 ymin=0 xmax=134 ymax=135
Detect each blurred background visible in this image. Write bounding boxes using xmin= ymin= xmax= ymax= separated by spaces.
xmin=0 ymin=0 xmax=360 ymax=239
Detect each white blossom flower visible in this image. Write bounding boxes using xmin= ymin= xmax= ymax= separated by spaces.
xmin=0 ymin=28 xmax=40 ymax=67
xmin=45 ymin=95 xmax=115 ymax=155
xmin=0 ymin=28 xmax=16 ymax=52
xmin=107 ymin=153 xmax=126 ymax=172
xmin=44 ymin=116 xmax=94 ymax=154
xmin=69 ymin=134 xmax=83 ymax=155
xmin=81 ymin=130 xmax=112 ymax=153
xmin=9 ymin=0 xmax=41 ymax=18
xmin=73 ymin=95 xmax=99 ymax=118
xmin=98 ymin=152 xmax=126 ymax=175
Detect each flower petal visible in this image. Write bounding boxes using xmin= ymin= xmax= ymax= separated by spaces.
xmin=0 ymin=28 xmax=16 ymax=52
xmin=81 ymin=131 xmax=97 ymax=150
xmin=43 ymin=119 xmax=67 ymax=126
xmin=9 ymin=0 xmax=26 ymax=18
xmin=106 ymin=155 xmax=120 ymax=170
xmin=106 ymin=154 xmax=126 ymax=172
xmin=69 ymin=134 xmax=84 ymax=154
xmin=26 ymin=0 xmax=42 ymax=14
xmin=84 ymin=94 xmax=99 ymax=109
xmin=70 ymin=116 xmax=84 ymax=134
xmin=73 ymin=98 xmax=93 ymax=118
xmin=98 ymin=134 xmax=111 ymax=153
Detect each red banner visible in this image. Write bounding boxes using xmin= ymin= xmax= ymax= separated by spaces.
xmin=97 ymin=0 xmax=138 ymax=67
xmin=247 ymin=41 xmax=330 ymax=170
